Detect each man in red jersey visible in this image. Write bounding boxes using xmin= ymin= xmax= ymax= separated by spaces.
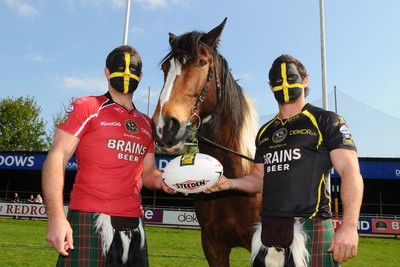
xmin=204 ymin=54 xmax=363 ymax=267
xmin=43 ymin=45 xmax=173 ymax=266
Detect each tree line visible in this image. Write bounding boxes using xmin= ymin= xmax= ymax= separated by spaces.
xmin=0 ymin=96 xmax=56 ymax=151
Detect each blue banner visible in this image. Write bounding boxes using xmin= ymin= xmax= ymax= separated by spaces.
xmin=0 ymin=153 xmax=78 ymax=171
xmin=331 ymin=159 xmax=400 ymax=180
xmin=0 ymin=153 xmax=175 ymax=172
xmin=1 ymin=153 xmax=399 ymax=180
xmin=0 ymin=153 xmax=46 ymax=170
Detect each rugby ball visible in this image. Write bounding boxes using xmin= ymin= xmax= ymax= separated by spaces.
xmin=162 ymin=153 xmax=223 ymax=194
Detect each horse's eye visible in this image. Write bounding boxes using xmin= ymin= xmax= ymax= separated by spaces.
xmin=199 ymin=60 xmax=206 ymax=66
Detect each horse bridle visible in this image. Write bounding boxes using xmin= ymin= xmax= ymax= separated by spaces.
xmin=187 ymin=50 xmax=221 ymax=131
xmin=185 ymin=46 xmax=255 ymax=163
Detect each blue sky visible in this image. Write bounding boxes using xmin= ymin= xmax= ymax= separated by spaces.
xmin=1 ymin=0 xmax=399 ymax=157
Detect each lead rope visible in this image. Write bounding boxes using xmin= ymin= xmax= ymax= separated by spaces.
xmin=196 ymin=134 xmax=255 ymax=162
xmin=184 ymin=114 xmax=254 ymax=162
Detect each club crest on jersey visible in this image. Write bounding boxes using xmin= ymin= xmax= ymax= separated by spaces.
xmin=272 ymin=128 xmax=288 ymax=143
xmin=125 ymin=120 xmax=138 ymax=134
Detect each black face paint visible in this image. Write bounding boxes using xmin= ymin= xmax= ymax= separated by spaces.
xmin=109 ymin=53 xmax=141 ymax=94
xmin=270 ymin=63 xmax=304 ymax=103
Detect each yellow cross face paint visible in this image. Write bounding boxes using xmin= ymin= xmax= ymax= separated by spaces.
xmin=109 ymin=52 xmax=141 ymax=94
xmin=270 ymin=63 xmax=304 ymax=103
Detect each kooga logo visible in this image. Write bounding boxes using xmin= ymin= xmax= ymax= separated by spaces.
xmin=101 ymin=121 xmax=121 ymax=127
xmin=0 ymin=155 xmax=35 ymax=167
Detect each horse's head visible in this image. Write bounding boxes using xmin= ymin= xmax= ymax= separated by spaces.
xmin=152 ymin=18 xmax=227 ymax=153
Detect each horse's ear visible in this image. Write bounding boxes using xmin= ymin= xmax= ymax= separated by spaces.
xmin=201 ymin=17 xmax=227 ymax=48
xmin=169 ymin=33 xmax=177 ymax=45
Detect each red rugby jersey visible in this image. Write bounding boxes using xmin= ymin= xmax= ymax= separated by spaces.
xmin=58 ymin=92 xmax=154 ymax=217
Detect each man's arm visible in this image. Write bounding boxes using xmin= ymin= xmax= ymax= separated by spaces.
xmin=42 ymin=129 xmax=80 ymax=255
xmin=203 ymin=163 xmax=264 ymax=194
xmin=328 ymin=148 xmax=364 ymax=264
xmin=141 ymin=152 xmax=175 ymax=193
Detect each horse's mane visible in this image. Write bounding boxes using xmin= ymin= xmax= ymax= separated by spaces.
xmin=215 ymin=55 xmax=259 ymax=168
xmin=216 ymin=55 xmax=251 ymax=136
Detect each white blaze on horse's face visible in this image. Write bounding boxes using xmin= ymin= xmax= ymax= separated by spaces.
xmin=159 ymin=58 xmax=182 ymax=111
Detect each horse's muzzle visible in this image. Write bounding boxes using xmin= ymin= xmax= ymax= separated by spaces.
xmin=152 ymin=116 xmax=188 ymax=153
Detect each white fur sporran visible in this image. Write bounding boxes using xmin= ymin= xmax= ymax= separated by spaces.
xmin=94 ymin=213 xmax=145 ymax=264
xmin=251 ymin=220 xmax=309 ymax=267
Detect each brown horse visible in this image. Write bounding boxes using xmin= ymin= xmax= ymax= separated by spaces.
xmin=151 ymin=18 xmax=262 ymax=266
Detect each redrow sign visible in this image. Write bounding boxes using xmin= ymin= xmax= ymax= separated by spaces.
xmin=2 ymin=203 xmax=399 ymax=235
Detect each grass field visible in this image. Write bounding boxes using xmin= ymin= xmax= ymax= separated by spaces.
xmin=0 ymin=218 xmax=399 ymax=267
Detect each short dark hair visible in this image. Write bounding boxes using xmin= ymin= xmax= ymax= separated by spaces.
xmin=268 ymin=54 xmax=309 ymax=97
xmin=106 ymin=45 xmax=142 ymax=73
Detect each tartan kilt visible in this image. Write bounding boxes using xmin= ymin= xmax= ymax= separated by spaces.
xmin=304 ymin=218 xmax=340 ymax=267
xmin=56 ymin=210 xmax=148 ymax=267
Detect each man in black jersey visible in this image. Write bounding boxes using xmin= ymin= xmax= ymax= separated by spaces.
xmin=204 ymin=54 xmax=363 ymax=267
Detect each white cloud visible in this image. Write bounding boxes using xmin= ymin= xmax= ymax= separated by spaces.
xmin=234 ymin=72 xmax=251 ymax=81
xmin=132 ymin=26 xmax=145 ymax=34
xmin=6 ymin=0 xmax=39 ymax=18
xmin=133 ymin=0 xmax=193 ymax=9
xmin=110 ymin=0 xmax=125 ymax=9
xmin=63 ymin=0 xmax=192 ymax=10
xmin=64 ymin=0 xmax=125 ymax=9
xmin=62 ymin=76 xmax=107 ymax=92
xmin=134 ymin=0 xmax=167 ymax=8
xmin=24 ymin=52 xmax=53 ymax=61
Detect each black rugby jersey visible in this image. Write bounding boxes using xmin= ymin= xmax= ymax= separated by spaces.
xmin=254 ymin=103 xmax=357 ymax=219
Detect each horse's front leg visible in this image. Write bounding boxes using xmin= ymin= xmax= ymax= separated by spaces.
xmin=201 ymin=231 xmax=231 ymax=267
